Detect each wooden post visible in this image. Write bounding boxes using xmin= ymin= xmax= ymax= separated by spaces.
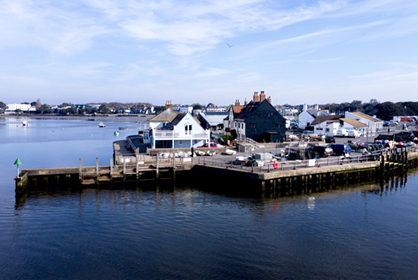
xmin=136 ymin=155 xmax=139 ymax=174
xmin=156 ymin=153 xmax=159 ymax=178
xmin=110 ymin=158 xmax=113 ymax=178
xmin=123 ymin=158 xmax=126 ymax=175
xmin=79 ymin=158 xmax=82 ymax=180
xmin=96 ymin=158 xmax=99 ymax=183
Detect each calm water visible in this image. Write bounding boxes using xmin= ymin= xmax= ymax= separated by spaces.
xmin=1 ymin=117 xmax=418 ymax=279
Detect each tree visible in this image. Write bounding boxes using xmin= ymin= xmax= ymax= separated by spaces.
xmin=375 ymin=102 xmax=404 ymax=120
xmin=99 ymin=104 xmax=111 ymax=114
xmin=193 ymin=104 xmax=202 ymax=110
xmin=0 ymin=101 xmax=6 ymax=111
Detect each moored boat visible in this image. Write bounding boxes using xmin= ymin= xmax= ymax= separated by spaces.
xmin=99 ymin=122 xmax=105 ymax=128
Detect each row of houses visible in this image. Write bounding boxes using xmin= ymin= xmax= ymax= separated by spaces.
xmin=143 ymin=91 xmax=287 ymax=149
xmin=298 ymin=104 xmax=384 ymax=136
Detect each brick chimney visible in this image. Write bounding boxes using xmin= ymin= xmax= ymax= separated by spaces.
xmin=235 ymin=99 xmax=240 ymax=106
xmin=165 ymin=100 xmax=173 ymax=110
xmin=260 ymin=91 xmax=266 ymax=101
xmin=253 ymin=92 xmax=259 ymax=102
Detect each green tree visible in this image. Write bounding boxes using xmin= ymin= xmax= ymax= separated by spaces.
xmin=99 ymin=104 xmax=111 ymax=114
xmin=0 ymin=101 xmax=6 ymax=112
xmin=193 ymin=104 xmax=202 ymax=110
xmin=375 ymin=102 xmax=404 ymax=120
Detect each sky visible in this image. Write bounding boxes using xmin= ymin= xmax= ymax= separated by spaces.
xmin=1 ymin=0 xmax=418 ymax=106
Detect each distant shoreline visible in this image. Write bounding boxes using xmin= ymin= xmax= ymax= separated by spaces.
xmin=0 ymin=114 xmax=154 ymax=123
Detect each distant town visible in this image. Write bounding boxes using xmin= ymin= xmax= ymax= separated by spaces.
xmin=2 ymin=93 xmax=418 ymax=145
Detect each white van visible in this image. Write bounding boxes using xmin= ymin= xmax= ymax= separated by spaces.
xmin=347 ymin=130 xmax=361 ymax=138
xmin=336 ymin=129 xmax=348 ymax=137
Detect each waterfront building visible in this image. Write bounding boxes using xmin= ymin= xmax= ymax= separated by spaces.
xmin=144 ymin=101 xmax=210 ymax=149
xmin=345 ymin=111 xmax=383 ymax=135
xmin=148 ymin=112 xmax=210 ymax=149
xmin=5 ymin=103 xmax=36 ymax=114
xmin=233 ymin=91 xmax=286 ymax=142
xmin=312 ymin=115 xmax=343 ymax=136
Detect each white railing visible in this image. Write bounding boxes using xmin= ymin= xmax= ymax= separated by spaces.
xmin=153 ymin=131 xmax=210 ymax=139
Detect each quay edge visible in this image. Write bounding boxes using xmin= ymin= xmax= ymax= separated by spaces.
xmin=14 ymin=151 xmax=418 ymax=196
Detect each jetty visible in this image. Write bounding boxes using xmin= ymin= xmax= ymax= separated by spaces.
xmin=15 ymin=146 xmax=418 ymax=196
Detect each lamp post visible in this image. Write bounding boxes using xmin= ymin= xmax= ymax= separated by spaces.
xmin=14 ymin=158 xmax=22 ymax=178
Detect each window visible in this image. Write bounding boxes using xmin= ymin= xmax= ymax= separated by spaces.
xmin=179 ymin=140 xmax=183 ymax=145
xmin=251 ymin=123 xmax=256 ymax=129
xmin=185 ymin=125 xmax=192 ymax=135
xmin=276 ymin=123 xmax=281 ymax=129
xmin=326 ymin=128 xmax=330 ymax=132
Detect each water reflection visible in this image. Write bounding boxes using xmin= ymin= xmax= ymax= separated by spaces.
xmin=15 ymin=171 xmax=411 ymax=214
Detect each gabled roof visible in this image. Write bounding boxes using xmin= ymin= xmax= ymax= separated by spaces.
xmin=200 ymin=112 xmax=227 ymax=126
xmin=235 ymin=101 xmax=261 ymax=120
xmin=233 ymin=106 xmax=244 ymax=116
xmin=349 ymin=111 xmax=381 ymax=122
xmin=340 ymin=118 xmax=368 ymax=128
xmin=311 ymin=115 xmax=343 ymax=125
xmin=170 ymin=113 xmax=186 ymax=126
xmin=149 ymin=108 xmax=178 ymax=122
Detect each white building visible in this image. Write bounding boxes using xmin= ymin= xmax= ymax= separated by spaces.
xmin=172 ymin=105 xmax=193 ymax=114
xmin=344 ymin=111 xmax=383 ymax=135
xmin=312 ymin=115 xmax=342 ymax=136
xmin=5 ymin=104 xmax=35 ymax=113
xmin=148 ymin=113 xmax=210 ymax=149
xmin=298 ymin=104 xmax=316 ymax=129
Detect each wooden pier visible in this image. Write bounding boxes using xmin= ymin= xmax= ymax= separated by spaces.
xmin=15 ymin=149 xmax=418 ymax=196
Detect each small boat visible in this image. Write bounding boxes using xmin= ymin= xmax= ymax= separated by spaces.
xmin=206 ymin=150 xmax=216 ymax=156
xmin=114 ymin=131 xmax=119 ymax=135
xmin=99 ymin=122 xmax=105 ymax=128
xmin=22 ymin=121 xmax=29 ymax=127
xmin=119 ymin=127 xmax=129 ymax=130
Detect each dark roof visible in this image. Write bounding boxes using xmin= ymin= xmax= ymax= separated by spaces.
xmin=170 ymin=113 xmax=186 ymax=126
xmin=235 ymin=101 xmax=262 ymax=120
xmin=311 ymin=115 xmax=343 ymax=125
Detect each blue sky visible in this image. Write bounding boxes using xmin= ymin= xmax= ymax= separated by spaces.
xmin=1 ymin=0 xmax=417 ymax=106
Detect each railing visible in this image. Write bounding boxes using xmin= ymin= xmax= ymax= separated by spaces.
xmin=152 ymin=131 xmax=210 ymax=138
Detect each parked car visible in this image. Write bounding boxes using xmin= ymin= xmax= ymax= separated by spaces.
xmin=394 ymin=131 xmax=417 ymax=143
xmin=198 ymin=142 xmax=221 ymax=148
xmin=305 ymin=145 xmax=333 ymax=159
xmin=325 ymin=136 xmax=336 ymax=143
xmin=329 ymin=144 xmax=351 ymax=156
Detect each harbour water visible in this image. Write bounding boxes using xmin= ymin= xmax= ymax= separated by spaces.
xmin=1 ymin=116 xmax=418 ymax=279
